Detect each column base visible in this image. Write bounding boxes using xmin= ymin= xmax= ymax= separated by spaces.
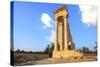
xmin=52 ymin=50 xmax=83 ymax=58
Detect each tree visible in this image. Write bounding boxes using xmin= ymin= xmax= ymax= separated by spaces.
xmin=94 ymin=42 xmax=97 ymax=54
xmin=49 ymin=43 xmax=54 ymax=57
xmin=16 ymin=49 xmax=20 ymax=53
xmin=82 ymin=46 xmax=89 ymax=53
xmin=78 ymin=46 xmax=90 ymax=54
xmin=21 ymin=50 xmax=25 ymax=53
xmin=44 ymin=45 xmax=50 ymax=54
xmin=44 ymin=43 xmax=54 ymax=57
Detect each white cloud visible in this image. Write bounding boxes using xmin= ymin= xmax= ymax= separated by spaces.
xmin=41 ymin=13 xmax=52 ymax=28
xmin=46 ymin=30 xmax=55 ymax=42
xmin=41 ymin=13 xmax=55 ymax=42
xmin=79 ymin=5 xmax=97 ymax=26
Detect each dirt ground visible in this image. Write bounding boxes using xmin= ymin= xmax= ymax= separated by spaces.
xmin=14 ymin=53 xmax=97 ymax=66
xmin=23 ymin=56 xmax=97 ymax=65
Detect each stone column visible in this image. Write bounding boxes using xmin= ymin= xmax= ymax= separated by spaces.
xmin=64 ymin=15 xmax=68 ymax=50
xmin=54 ymin=19 xmax=58 ymax=51
xmin=59 ymin=22 xmax=63 ymax=51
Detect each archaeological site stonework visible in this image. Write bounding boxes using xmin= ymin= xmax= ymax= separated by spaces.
xmin=53 ymin=6 xmax=82 ymax=58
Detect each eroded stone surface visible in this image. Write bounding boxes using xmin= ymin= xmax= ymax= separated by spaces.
xmin=53 ymin=6 xmax=82 ymax=58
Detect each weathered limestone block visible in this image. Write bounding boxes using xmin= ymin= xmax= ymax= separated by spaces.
xmin=53 ymin=50 xmax=83 ymax=58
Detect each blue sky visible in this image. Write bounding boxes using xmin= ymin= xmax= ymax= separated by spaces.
xmin=12 ymin=1 xmax=97 ymax=51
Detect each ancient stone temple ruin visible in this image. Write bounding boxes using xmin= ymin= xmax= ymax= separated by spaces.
xmin=53 ymin=6 xmax=82 ymax=58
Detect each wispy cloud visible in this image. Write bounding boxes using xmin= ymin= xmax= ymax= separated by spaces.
xmin=41 ymin=13 xmax=55 ymax=42
xmin=46 ymin=30 xmax=55 ymax=42
xmin=79 ymin=5 xmax=97 ymax=26
xmin=41 ymin=13 xmax=52 ymax=28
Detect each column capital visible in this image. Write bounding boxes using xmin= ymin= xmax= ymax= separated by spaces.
xmin=63 ymin=15 xmax=67 ymax=18
xmin=63 ymin=14 xmax=69 ymax=18
xmin=54 ymin=17 xmax=58 ymax=21
xmin=55 ymin=17 xmax=58 ymax=24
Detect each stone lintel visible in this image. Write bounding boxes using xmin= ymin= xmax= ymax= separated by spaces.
xmin=54 ymin=6 xmax=67 ymax=14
